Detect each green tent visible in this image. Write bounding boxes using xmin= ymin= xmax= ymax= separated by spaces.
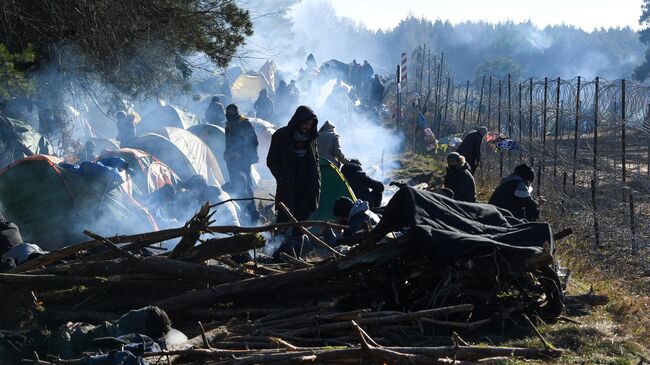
xmin=0 ymin=116 xmax=52 ymax=168
xmin=309 ymin=158 xmax=356 ymax=222
xmin=0 ymin=155 xmax=157 ymax=250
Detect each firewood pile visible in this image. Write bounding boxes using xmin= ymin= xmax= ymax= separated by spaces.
xmin=0 ymin=204 xmax=571 ymax=364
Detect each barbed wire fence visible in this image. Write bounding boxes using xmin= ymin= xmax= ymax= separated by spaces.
xmin=388 ymin=56 xmax=650 ymax=274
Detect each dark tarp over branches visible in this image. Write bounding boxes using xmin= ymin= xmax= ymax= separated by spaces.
xmin=371 ymin=187 xmax=554 ymax=266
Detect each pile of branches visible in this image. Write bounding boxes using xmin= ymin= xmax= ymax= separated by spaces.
xmin=0 ymin=205 xmax=568 ymax=364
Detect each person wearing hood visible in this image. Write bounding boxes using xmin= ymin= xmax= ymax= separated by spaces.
xmin=267 ymin=105 xmax=321 ymax=222
xmin=224 ymin=104 xmax=260 ymax=222
xmin=443 ymin=152 xmax=476 ymax=203
xmin=341 ymin=159 xmax=384 ymax=208
xmin=115 ymin=111 xmax=136 ymax=147
xmin=488 ymin=163 xmax=545 ymax=221
xmin=76 ymin=140 xmax=97 ymax=162
xmin=276 ymin=81 xmax=290 ymax=117
xmin=205 ymin=96 xmax=226 ymax=126
xmin=317 ymin=121 xmax=347 ymax=168
xmin=331 ymin=197 xmax=379 ymax=245
xmin=456 ymin=126 xmax=488 ymax=174
xmin=369 ymin=74 xmax=385 ymax=107
xmin=254 ymin=89 xmax=275 ymax=122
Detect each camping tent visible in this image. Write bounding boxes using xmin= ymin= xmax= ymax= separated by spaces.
xmin=90 ymin=138 xmax=120 ymax=154
xmin=187 ymin=123 xmax=261 ymax=184
xmin=128 ymin=128 xmax=224 ymax=186
xmin=137 ymin=102 xmax=200 ymax=135
xmin=0 ymin=155 xmax=157 ymax=250
xmin=100 ymin=148 xmax=180 ymax=198
xmin=0 ymin=116 xmax=52 ymax=168
xmin=309 ymin=158 xmax=357 ymax=222
xmin=231 ymin=72 xmax=272 ymax=101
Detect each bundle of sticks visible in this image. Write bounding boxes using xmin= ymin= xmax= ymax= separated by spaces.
xmin=0 ymin=204 xmax=568 ymax=364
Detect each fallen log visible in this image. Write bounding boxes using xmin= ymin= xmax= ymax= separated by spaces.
xmin=36 ymin=309 xmax=120 ymax=325
xmin=170 ymin=203 xmax=212 ymax=259
xmin=0 ymin=273 xmax=106 ymax=288
xmin=177 ymin=234 xmax=265 ymax=263
xmin=10 ymin=226 xmax=200 ymax=273
xmin=153 ymin=261 xmax=338 ymax=312
xmin=283 ymin=305 xmax=474 ymax=337
xmin=564 ymin=293 xmax=609 ymax=306
xmin=277 ymin=202 xmax=343 ymax=257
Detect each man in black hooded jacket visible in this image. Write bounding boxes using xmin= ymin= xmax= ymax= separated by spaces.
xmin=267 ymin=106 xmax=321 ymax=222
xmin=341 ymin=159 xmax=384 ymax=208
xmin=488 ymin=163 xmax=545 ymax=221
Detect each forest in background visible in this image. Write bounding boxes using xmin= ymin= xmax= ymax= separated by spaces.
xmin=243 ymin=1 xmax=644 ymax=82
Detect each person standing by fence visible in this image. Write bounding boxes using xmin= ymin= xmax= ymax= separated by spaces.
xmin=457 ymin=126 xmax=488 ymax=174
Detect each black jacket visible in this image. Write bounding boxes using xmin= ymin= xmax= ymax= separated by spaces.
xmin=457 ymin=130 xmax=483 ymax=165
xmin=205 ymin=101 xmax=225 ymax=125
xmin=254 ymin=94 xmax=275 ymax=121
xmin=224 ymin=116 xmax=259 ymax=166
xmin=341 ymin=163 xmax=384 ymax=207
xmin=444 ymin=163 xmax=476 ymax=203
xmin=267 ymin=106 xmax=321 ymax=212
xmin=488 ymin=174 xmax=540 ymax=221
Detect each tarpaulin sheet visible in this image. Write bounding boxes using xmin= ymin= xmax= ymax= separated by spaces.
xmin=371 ymin=187 xmax=553 ymax=266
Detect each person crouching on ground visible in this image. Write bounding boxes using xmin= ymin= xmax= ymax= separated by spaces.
xmin=443 ymin=152 xmax=477 ymax=203
xmin=488 ymin=163 xmax=546 ymax=221
xmin=341 ymin=159 xmax=384 ymax=208
xmin=328 ymin=197 xmax=379 ymax=246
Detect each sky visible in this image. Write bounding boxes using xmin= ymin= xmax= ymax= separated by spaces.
xmin=326 ymin=0 xmax=643 ymax=31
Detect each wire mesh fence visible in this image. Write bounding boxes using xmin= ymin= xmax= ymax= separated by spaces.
xmin=390 ymin=70 xmax=650 ymax=274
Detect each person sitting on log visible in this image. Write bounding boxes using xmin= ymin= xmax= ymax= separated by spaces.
xmin=488 ymin=163 xmax=545 ymax=221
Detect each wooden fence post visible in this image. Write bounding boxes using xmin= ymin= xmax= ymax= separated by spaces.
xmin=592 ymin=179 xmax=600 ymax=247
xmin=539 ymin=77 xmax=548 ymax=194
xmin=461 ymin=80 xmax=470 ymax=133
xmin=554 ymin=77 xmax=561 ymax=178
xmin=593 ymin=77 xmax=599 ymax=188
xmin=630 ymin=191 xmax=637 ymax=253
xmin=518 ymin=82 xmax=523 ymax=162
xmin=477 ymin=75 xmax=485 ymax=125
xmin=487 ymin=76 xmax=492 ymax=131
xmin=529 ymin=78 xmax=534 ymax=166
xmin=498 ymin=79 xmax=503 ymax=176
xmin=572 ymin=76 xmax=581 ymax=187
xmin=621 ymin=79 xmax=626 ymax=184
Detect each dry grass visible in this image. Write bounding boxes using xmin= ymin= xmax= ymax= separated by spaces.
xmin=392 ymin=151 xmax=650 ymax=363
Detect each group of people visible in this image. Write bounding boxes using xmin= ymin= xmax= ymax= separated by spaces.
xmin=442 ymin=126 xmax=545 ymax=221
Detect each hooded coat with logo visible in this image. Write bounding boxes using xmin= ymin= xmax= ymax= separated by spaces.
xmin=267 ymin=106 xmax=321 ymax=215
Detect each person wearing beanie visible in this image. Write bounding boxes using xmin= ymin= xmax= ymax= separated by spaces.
xmin=456 ymin=126 xmax=488 ymax=174
xmin=488 ymin=163 xmax=545 ymax=221
xmin=330 ymin=197 xmax=379 ymax=245
xmin=443 ymin=152 xmax=476 ymax=203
